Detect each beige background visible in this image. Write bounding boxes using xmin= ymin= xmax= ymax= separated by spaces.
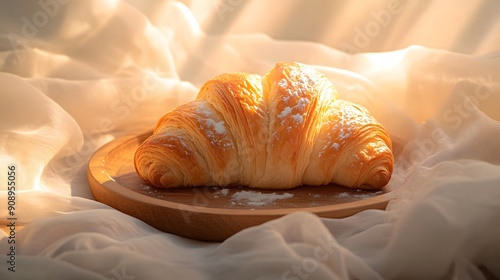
xmin=128 ymin=0 xmax=500 ymax=55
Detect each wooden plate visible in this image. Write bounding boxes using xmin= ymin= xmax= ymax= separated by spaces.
xmin=87 ymin=131 xmax=394 ymax=242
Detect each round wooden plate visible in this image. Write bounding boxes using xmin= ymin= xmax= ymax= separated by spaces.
xmin=87 ymin=131 xmax=394 ymax=242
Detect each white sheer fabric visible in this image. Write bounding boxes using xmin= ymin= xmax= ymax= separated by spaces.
xmin=1 ymin=1 xmax=499 ymax=279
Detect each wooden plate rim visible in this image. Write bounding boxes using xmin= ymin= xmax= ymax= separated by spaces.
xmin=88 ymin=130 xmax=394 ymax=217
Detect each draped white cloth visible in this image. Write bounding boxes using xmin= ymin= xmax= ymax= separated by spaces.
xmin=1 ymin=1 xmax=500 ymax=279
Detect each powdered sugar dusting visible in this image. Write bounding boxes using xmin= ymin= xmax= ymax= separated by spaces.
xmin=278 ymin=78 xmax=288 ymax=88
xmin=335 ymin=104 xmax=373 ymax=139
xmin=318 ymin=102 xmax=375 ymax=158
xmin=157 ymin=131 xmax=193 ymax=156
xmin=273 ymin=66 xmax=323 ymax=138
xmin=338 ymin=128 xmax=350 ymax=140
xmin=231 ymin=190 xmax=294 ymax=207
xmin=275 ymin=65 xmax=320 ymax=129
xmin=336 ymin=191 xmax=383 ymax=200
xmin=213 ymin=188 xmax=229 ymax=198
xmin=205 ymin=119 xmax=226 ymax=134
xmin=196 ymin=102 xmax=234 ymax=149
xmin=277 ymin=97 xmax=311 ymax=125
xmin=278 ymin=106 xmax=292 ymax=118
xmin=292 ymin=113 xmax=304 ymax=123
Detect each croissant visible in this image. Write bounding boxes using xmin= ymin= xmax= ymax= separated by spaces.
xmin=134 ymin=62 xmax=393 ymax=190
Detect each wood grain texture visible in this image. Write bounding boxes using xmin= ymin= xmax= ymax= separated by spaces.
xmin=87 ymin=131 xmax=394 ymax=242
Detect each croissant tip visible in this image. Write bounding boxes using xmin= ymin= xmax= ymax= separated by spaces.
xmin=360 ymin=170 xmax=391 ymax=190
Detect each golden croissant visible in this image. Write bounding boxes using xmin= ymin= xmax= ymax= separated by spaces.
xmin=134 ymin=62 xmax=393 ymax=190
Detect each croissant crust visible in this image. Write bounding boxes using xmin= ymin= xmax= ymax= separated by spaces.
xmin=134 ymin=62 xmax=394 ymax=190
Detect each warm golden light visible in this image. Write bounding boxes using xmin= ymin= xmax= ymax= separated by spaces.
xmin=1 ymin=1 xmax=499 ymax=279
